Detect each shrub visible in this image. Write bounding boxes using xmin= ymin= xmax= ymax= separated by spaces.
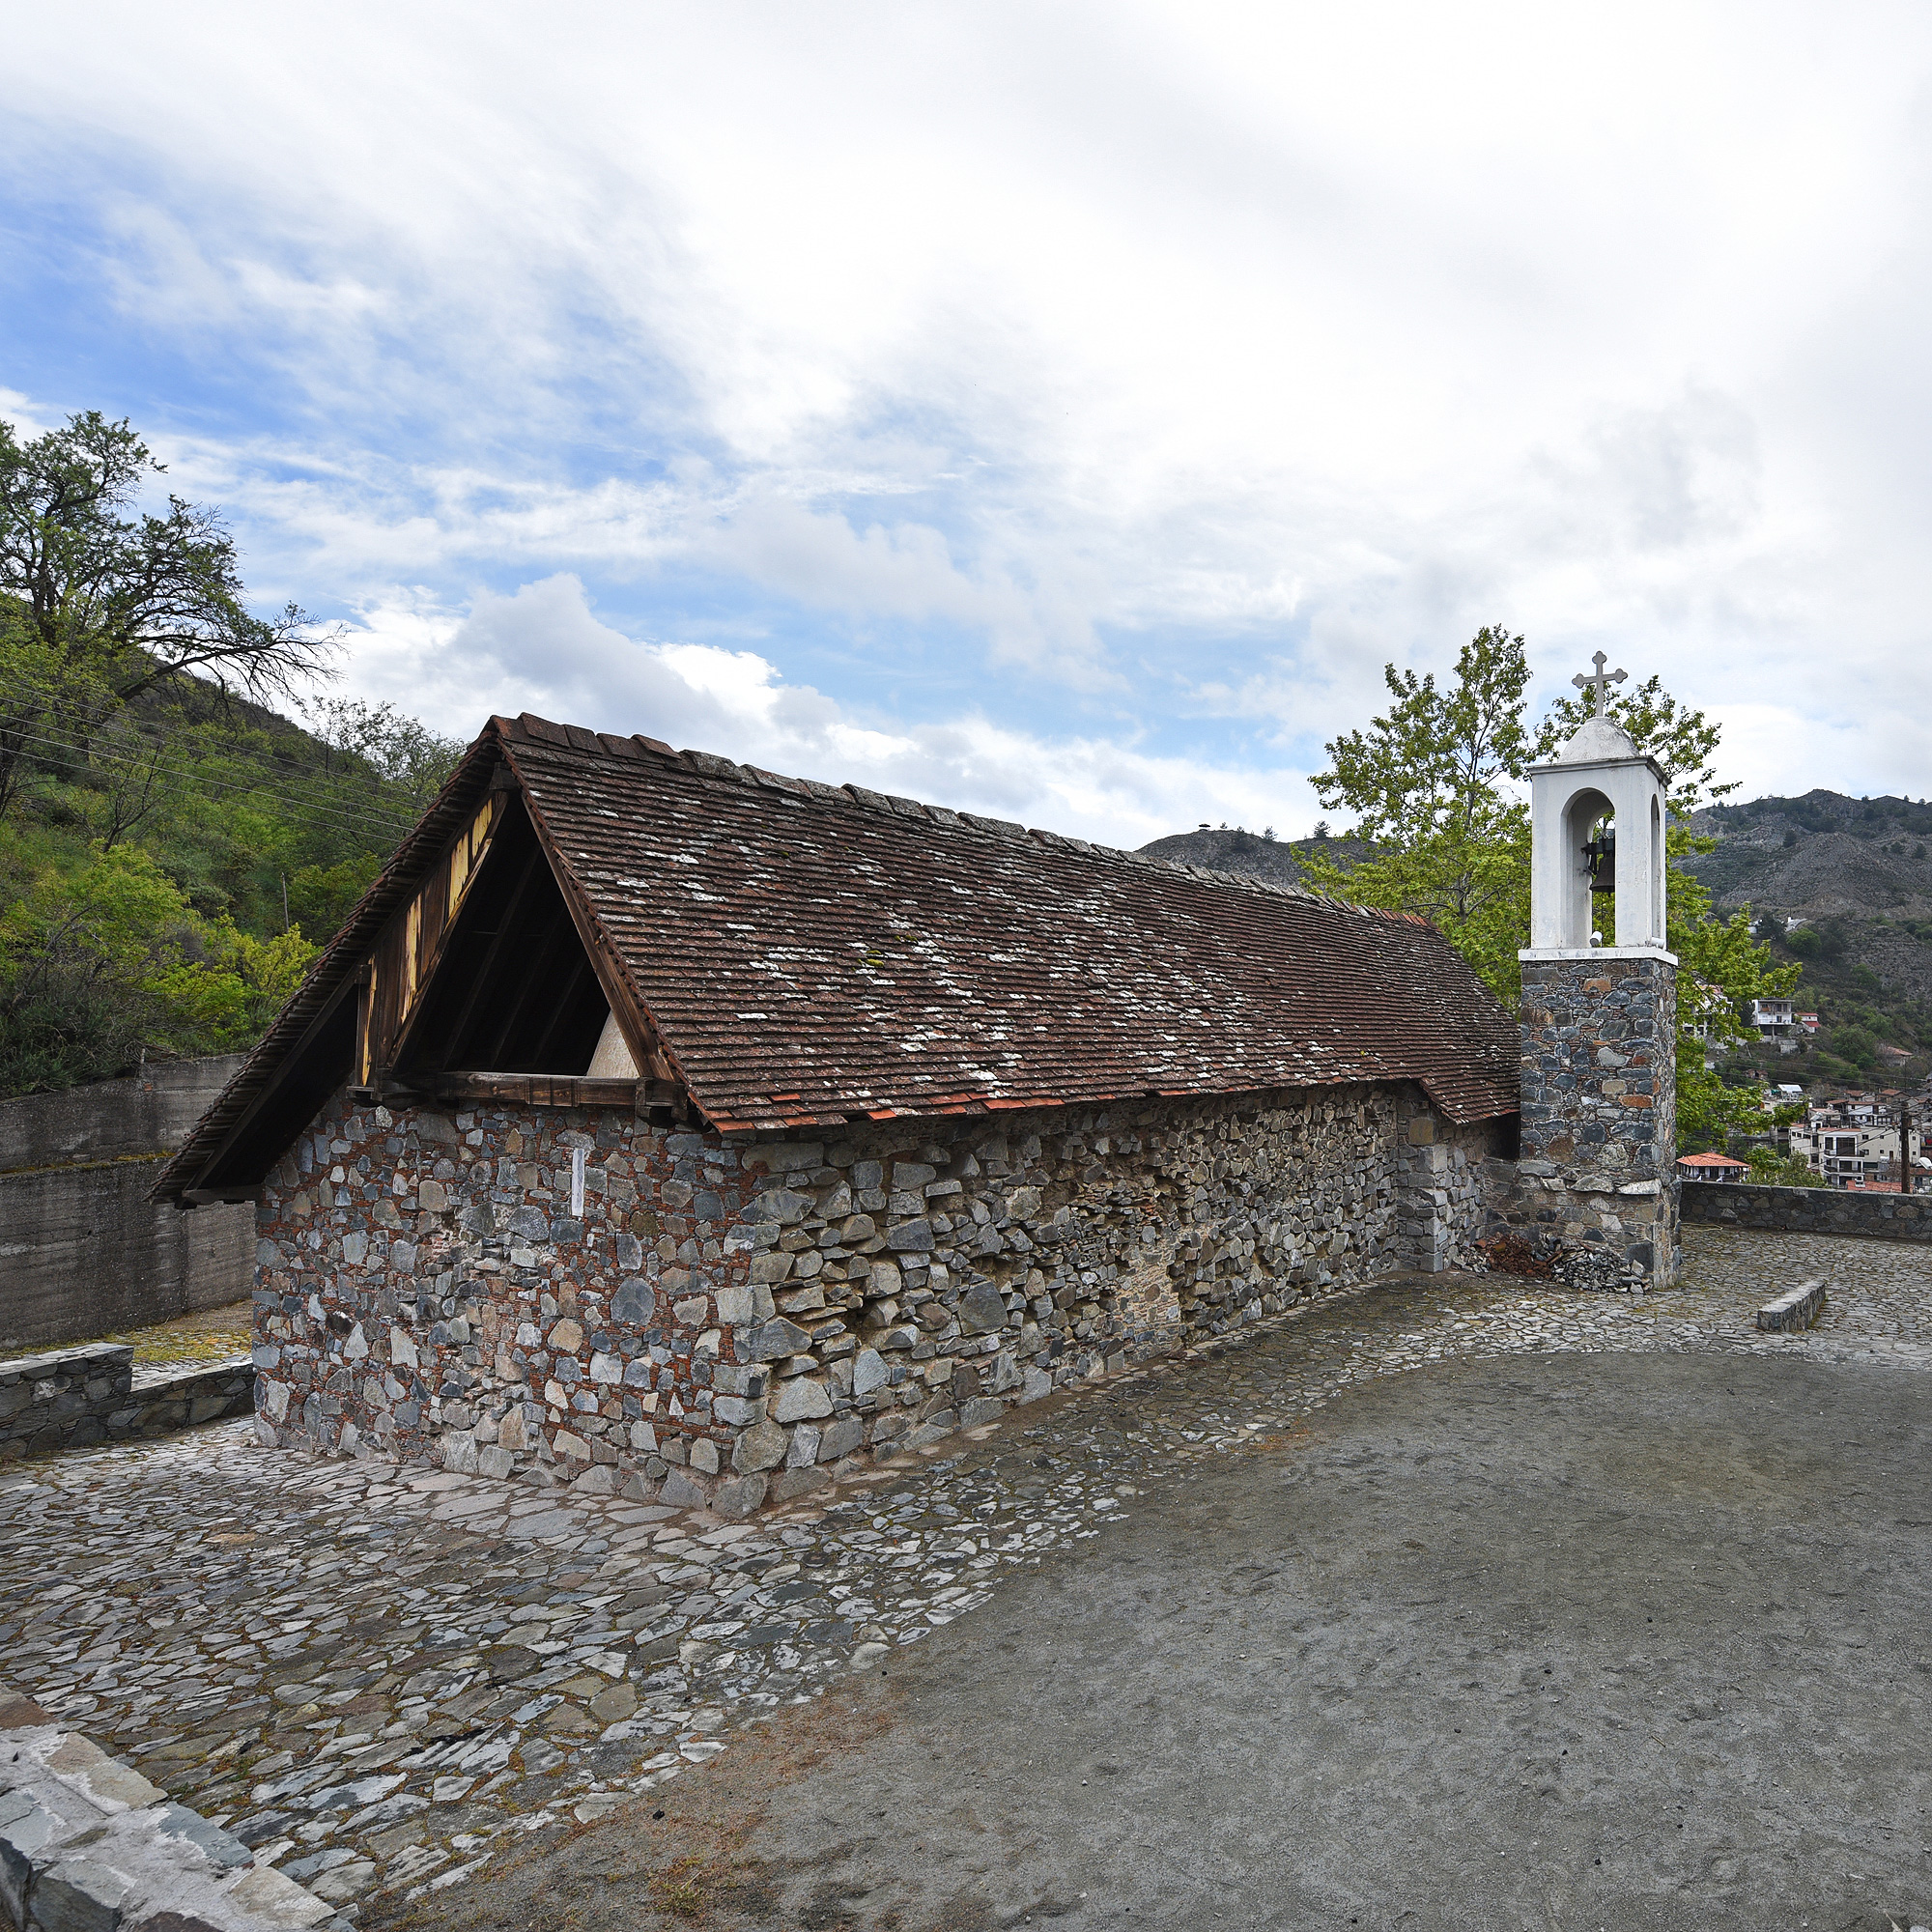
xmin=285 ymin=851 xmax=384 ymax=944
xmin=1745 ymin=1149 xmax=1829 ymax=1188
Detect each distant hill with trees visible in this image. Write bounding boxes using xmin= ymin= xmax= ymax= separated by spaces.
xmin=0 ymin=409 xmax=460 ymax=1096
xmin=1137 ymin=823 xmax=1374 ymax=887
xmin=1679 ymin=791 xmax=1932 ymax=1089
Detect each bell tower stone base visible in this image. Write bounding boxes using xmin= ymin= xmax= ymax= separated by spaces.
xmin=1511 ymin=948 xmax=1679 ymax=1292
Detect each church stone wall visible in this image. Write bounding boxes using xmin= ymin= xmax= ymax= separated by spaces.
xmin=1395 ymin=1114 xmax=1498 ymax=1273
xmin=249 ymin=1079 xmax=1503 ymax=1515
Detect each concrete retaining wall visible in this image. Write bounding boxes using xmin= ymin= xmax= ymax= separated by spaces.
xmin=0 ymin=1057 xmax=251 ymax=1353
xmin=0 ymin=1343 xmax=255 ymax=1460
xmin=0 ymin=1056 xmax=243 ymax=1170
xmin=0 ymin=1159 xmax=255 ymax=1353
xmin=1682 ymin=1179 xmax=1932 ymax=1242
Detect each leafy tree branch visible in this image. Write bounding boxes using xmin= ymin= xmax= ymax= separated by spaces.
xmin=1303 ymin=623 xmax=1796 ymax=1149
xmin=0 ymin=411 xmax=339 ymax=812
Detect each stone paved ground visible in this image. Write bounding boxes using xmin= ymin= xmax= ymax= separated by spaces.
xmin=2 ymin=1227 xmax=1927 ymax=1923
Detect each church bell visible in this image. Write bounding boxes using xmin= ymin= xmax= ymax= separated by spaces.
xmin=1581 ymin=825 xmax=1615 ymax=895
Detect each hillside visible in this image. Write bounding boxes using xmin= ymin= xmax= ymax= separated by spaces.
xmin=1676 ymin=789 xmax=1932 ymax=1089
xmin=1142 ymin=791 xmax=1932 ymax=1093
xmin=1137 ymin=825 xmax=1375 ymax=887
xmin=0 ymin=678 xmax=461 ymax=1094
xmin=1684 ymin=790 xmax=1932 ymax=922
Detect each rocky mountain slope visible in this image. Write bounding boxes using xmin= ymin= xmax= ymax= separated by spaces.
xmin=1682 ymin=792 xmax=1932 ymax=1020
xmin=1136 ymin=825 xmax=1372 ymax=887
xmin=1684 ymin=791 xmax=1932 ymax=920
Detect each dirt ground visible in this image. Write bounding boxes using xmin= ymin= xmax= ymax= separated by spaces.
xmin=379 ymin=1347 xmax=1932 ymax=1931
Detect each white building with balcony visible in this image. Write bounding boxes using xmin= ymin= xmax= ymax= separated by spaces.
xmin=1788 ymin=1118 xmax=1925 ymax=1186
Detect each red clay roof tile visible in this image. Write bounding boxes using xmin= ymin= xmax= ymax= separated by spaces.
xmin=155 ymin=711 xmax=1520 ymax=1201
xmin=497 ymin=714 xmax=1519 ymax=1134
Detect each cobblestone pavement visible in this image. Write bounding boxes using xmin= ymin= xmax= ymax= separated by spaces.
xmin=2 ymin=1226 xmax=1925 ymax=1919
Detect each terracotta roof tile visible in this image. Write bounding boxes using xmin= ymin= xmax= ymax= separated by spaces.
xmin=156 ymin=712 xmax=1520 ymax=1201
xmin=497 ymin=714 xmax=1519 ymax=1134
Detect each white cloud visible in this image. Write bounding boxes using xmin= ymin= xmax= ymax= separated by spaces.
xmin=344 ymin=574 xmax=1301 ymax=846
xmin=7 ymin=0 xmax=1932 ymax=808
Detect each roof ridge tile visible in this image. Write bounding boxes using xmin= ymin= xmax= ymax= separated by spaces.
xmin=684 ymin=750 xmax=748 ymax=781
xmin=745 ymin=764 xmax=810 ymax=795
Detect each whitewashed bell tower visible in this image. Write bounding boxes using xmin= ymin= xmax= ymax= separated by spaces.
xmin=1510 ymin=654 xmax=1680 ymax=1291
xmin=1527 ymin=655 xmax=1670 ymax=952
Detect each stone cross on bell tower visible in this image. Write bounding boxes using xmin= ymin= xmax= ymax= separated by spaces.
xmin=1573 ymin=651 xmax=1627 ymax=714
xmin=1505 ymin=658 xmax=1680 ymax=1292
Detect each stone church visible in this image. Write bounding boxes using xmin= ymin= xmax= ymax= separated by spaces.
xmin=156 ymin=701 xmax=1668 ymax=1515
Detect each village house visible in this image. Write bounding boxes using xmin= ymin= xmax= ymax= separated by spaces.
xmin=155 ymin=714 xmax=1520 ymax=1515
xmin=1788 ymin=1112 xmax=1926 ymax=1186
xmin=1749 ymin=997 xmax=1800 ymax=1052
xmin=1675 ymin=1150 xmax=1749 ymax=1183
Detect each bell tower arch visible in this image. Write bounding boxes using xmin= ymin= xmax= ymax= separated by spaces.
xmin=1512 ymin=654 xmax=1680 ymax=1291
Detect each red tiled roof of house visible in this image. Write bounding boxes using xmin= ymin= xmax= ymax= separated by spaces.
xmin=1676 ymin=1151 xmax=1750 ymax=1169
xmin=156 ymin=713 xmax=1520 ymax=1197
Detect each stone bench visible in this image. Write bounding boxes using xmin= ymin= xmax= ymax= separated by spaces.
xmin=1756 ymin=1280 xmax=1828 ymax=1333
xmin=0 ymin=1687 xmax=343 ymax=1931
xmin=0 ymin=1347 xmax=254 ymax=1460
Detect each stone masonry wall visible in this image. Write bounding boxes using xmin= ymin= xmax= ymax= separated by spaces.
xmin=1682 ymin=1178 xmax=1932 ymax=1242
xmin=0 ymin=1345 xmax=255 ymax=1461
xmin=251 ymin=1079 xmax=1500 ymax=1515
xmin=1502 ymin=952 xmax=1678 ymax=1291
xmin=1395 ymin=1115 xmax=1498 ymax=1273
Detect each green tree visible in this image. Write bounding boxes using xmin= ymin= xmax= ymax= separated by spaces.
xmin=1299 ymin=625 xmax=1533 ymax=1001
xmin=1303 ymin=624 xmax=1798 ymax=1151
xmin=286 ymin=850 xmax=384 ymax=942
xmin=0 ymin=844 xmax=316 ymax=1093
xmin=1832 ymin=1023 xmax=1878 ymax=1069
xmin=0 ymin=412 xmax=336 ymax=817
xmin=1746 ymin=1146 xmax=1828 ymax=1188
xmin=1670 ymin=866 xmax=1799 ymax=1149
xmin=297 ymin=696 xmax=463 ymax=814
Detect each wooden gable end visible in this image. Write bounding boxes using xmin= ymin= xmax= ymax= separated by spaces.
xmin=356 ymin=788 xmax=506 ymax=1086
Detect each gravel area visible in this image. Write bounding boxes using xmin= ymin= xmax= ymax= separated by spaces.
xmin=2 ymin=1225 xmax=1927 ymax=1924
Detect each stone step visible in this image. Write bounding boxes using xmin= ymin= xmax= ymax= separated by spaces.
xmin=0 ymin=1685 xmax=346 ymax=1931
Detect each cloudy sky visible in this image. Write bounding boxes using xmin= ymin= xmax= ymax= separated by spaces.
xmin=6 ymin=2 xmax=1931 ymax=844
